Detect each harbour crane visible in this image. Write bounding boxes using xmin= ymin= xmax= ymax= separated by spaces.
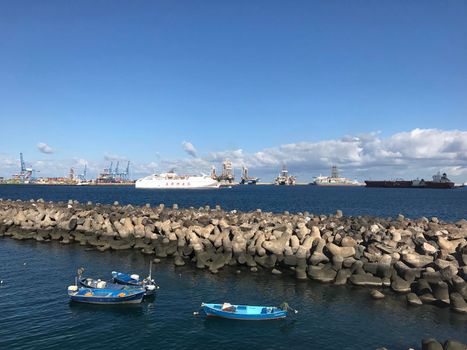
xmin=124 ymin=161 xmax=130 ymax=181
xmin=78 ymin=164 xmax=87 ymax=181
xmin=15 ymin=153 xmax=37 ymax=183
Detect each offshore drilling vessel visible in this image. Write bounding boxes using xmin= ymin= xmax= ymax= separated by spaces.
xmin=311 ymin=166 xmax=362 ymax=186
xmin=274 ymin=165 xmax=296 ymax=185
xmin=240 ymin=166 xmax=259 ymax=185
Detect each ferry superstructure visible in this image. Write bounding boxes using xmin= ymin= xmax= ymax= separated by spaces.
xmin=135 ymin=172 xmax=220 ymax=189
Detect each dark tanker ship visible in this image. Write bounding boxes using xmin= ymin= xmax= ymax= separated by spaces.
xmin=365 ymin=172 xmax=455 ymax=189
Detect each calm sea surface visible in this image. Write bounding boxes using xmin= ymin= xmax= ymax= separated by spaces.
xmin=0 ymin=185 xmax=466 ymax=349
xmin=0 ymin=184 xmax=466 ymax=221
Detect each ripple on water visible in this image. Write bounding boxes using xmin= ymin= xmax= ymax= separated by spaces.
xmin=0 ymin=239 xmax=466 ymax=350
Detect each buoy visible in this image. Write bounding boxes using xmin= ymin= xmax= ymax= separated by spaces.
xmin=23 ymin=262 xmax=27 ymax=265
xmin=193 ymin=312 xmax=199 ymax=315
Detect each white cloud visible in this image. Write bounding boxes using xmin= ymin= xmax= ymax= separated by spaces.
xmin=180 ymin=128 xmax=467 ymax=181
xmin=103 ymin=154 xmax=127 ymax=162
xmin=37 ymin=142 xmax=54 ymax=154
xmin=182 ymin=141 xmax=197 ymax=158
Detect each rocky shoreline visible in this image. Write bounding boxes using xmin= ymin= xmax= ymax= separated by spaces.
xmin=0 ymin=198 xmax=466 ymax=314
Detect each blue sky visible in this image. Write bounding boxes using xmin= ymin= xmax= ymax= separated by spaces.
xmin=0 ymin=1 xmax=466 ymax=181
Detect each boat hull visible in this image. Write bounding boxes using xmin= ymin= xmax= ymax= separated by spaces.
xmin=365 ymin=180 xmax=454 ymax=189
xmin=135 ymin=174 xmax=220 ymax=189
xmin=202 ymin=304 xmax=287 ymax=320
xmin=68 ymin=288 xmax=145 ymax=304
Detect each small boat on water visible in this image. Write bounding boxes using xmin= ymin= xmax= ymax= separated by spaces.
xmin=112 ymin=271 xmax=157 ymax=296
xmin=67 ymin=285 xmax=145 ymax=304
xmin=201 ymin=302 xmax=295 ymax=320
xmin=76 ymin=267 xmax=155 ymax=296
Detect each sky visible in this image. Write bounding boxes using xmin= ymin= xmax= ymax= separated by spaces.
xmin=0 ymin=0 xmax=466 ymax=182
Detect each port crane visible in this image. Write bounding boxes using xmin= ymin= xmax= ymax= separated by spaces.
xmin=14 ymin=153 xmax=37 ymax=183
xmin=112 ymin=160 xmax=130 ymax=181
xmin=123 ymin=161 xmax=130 ymax=181
xmin=97 ymin=160 xmax=131 ymax=183
xmin=78 ymin=164 xmax=87 ymax=181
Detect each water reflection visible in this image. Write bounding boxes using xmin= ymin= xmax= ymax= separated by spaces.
xmin=68 ymin=301 xmax=148 ymax=317
xmin=1 ymin=238 xmax=466 ymax=350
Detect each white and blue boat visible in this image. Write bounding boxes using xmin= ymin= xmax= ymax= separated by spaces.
xmin=111 ymin=264 xmax=158 ymax=296
xmin=201 ymin=303 xmax=293 ymax=320
xmin=67 ymin=285 xmax=145 ymax=304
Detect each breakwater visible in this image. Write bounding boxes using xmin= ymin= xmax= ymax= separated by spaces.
xmin=1 ymin=198 xmax=466 ymax=314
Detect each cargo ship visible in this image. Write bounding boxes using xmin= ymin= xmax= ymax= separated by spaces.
xmin=365 ymin=172 xmax=455 ymax=189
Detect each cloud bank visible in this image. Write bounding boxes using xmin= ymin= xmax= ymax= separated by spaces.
xmin=152 ymin=128 xmax=467 ymax=181
xmin=1 ymin=129 xmax=466 ymax=181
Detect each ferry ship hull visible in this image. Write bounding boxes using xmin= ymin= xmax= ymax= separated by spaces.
xmin=135 ymin=174 xmax=220 ymax=189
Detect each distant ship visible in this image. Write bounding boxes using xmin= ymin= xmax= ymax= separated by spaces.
xmin=274 ymin=165 xmax=296 ymax=185
xmin=311 ymin=166 xmax=363 ymax=186
xmin=135 ymin=171 xmax=220 ymax=189
xmin=365 ymin=172 xmax=455 ymax=189
xmin=239 ymin=166 xmax=259 ymax=185
xmin=211 ymin=160 xmax=235 ymax=185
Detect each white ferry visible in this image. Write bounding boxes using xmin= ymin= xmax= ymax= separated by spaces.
xmin=135 ymin=171 xmax=220 ymax=189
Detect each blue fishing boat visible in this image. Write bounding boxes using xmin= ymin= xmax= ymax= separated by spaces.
xmin=111 ymin=271 xmax=143 ymax=286
xmin=111 ymin=263 xmax=158 ymax=296
xmin=201 ymin=302 xmax=295 ymax=320
xmin=67 ymin=285 xmax=145 ymax=304
xmin=111 ymin=272 xmax=157 ymax=296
